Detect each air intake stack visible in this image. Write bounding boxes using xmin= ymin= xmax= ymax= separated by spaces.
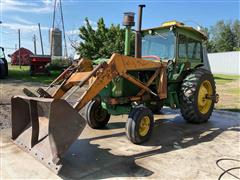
xmin=123 ymin=12 xmax=135 ymax=56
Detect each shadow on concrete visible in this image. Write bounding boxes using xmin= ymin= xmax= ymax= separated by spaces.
xmin=218 ymin=108 xmax=240 ymax=113
xmin=59 ymin=132 xmax=154 ymax=179
xmin=139 ymin=115 xmax=240 ymax=156
xmin=58 ymin=111 xmax=240 ymax=179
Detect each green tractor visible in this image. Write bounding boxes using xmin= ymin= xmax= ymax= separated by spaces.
xmin=85 ymin=6 xmax=219 ymax=144
xmin=11 ymin=5 xmax=219 ymax=172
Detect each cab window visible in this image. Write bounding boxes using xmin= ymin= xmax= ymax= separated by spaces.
xmin=178 ymin=34 xmax=202 ymax=61
xmin=178 ymin=34 xmax=188 ymax=59
xmin=188 ymin=38 xmax=201 ymax=60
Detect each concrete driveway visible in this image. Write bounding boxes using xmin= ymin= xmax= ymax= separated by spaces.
xmin=1 ymin=109 xmax=240 ymax=179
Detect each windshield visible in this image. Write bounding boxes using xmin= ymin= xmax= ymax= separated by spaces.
xmin=0 ymin=48 xmax=5 ymax=59
xmin=142 ymin=31 xmax=175 ymax=60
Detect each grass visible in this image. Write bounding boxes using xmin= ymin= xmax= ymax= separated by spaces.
xmin=229 ymin=88 xmax=240 ymax=95
xmin=214 ymin=74 xmax=240 ymax=85
xmin=213 ymin=74 xmax=240 ymax=113
xmin=8 ymin=65 xmax=61 ymax=84
xmin=7 ymin=66 xmax=240 ymax=112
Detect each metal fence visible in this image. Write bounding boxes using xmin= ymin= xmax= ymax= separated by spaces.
xmin=207 ymin=51 xmax=240 ymax=75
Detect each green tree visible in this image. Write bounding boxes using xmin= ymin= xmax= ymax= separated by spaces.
xmin=207 ymin=20 xmax=239 ymax=53
xmin=201 ymin=27 xmax=215 ymax=52
xmin=232 ymin=20 xmax=240 ymax=51
xmin=76 ymin=18 xmax=134 ymax=60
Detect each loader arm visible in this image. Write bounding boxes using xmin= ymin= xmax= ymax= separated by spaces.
xmin=10 ymin=53 xmax=166 ymax=173
xmin=72 ymin=53 xmax=165 ymax=111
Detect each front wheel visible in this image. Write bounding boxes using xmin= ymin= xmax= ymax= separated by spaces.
xmin=85 ymin=100 xmax=110 ymax=129
xmin=179 ymin=68 xmax=216 ymax=123
xmin=126 ymin=106 xmax=154 ymax=144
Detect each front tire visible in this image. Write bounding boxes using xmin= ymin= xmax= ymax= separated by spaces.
xmin=85 ymin=100 xmax=110 ymax=129
xmin=126 ymin=106 xmax=154 ymax=144
xmin=179 ymin=68 xmax=216 ymax=123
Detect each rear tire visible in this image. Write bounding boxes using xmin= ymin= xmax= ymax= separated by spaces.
xmin=0 ymin=62 xmax=6 ymax=79
xmin=85 ymin=100 xmax=110 ymax=129
xmin=179 ymin=68 xmax=216 ymax=123
xmin=126 ymin=105 xmax=154 ymax=144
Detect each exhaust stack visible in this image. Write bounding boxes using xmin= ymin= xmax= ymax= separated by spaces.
xmin=135 ymin=4 xmax=145 ymax=58
xmin=123 ymin=12 xmax=135 ymax=56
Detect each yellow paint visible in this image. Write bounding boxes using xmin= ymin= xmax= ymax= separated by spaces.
xmin=161 ymin=21 xmax=184 ymax=27
xmin=139 ymin=116 xmax=150 ymax=137
xmin=198 ymin=80 xmax=213 ymax=114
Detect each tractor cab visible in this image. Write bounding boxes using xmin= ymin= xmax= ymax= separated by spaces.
xmin=141 ymin=21 xmax=207 ymax=68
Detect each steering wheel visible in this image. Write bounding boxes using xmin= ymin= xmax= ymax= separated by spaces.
xmin=142 ymin=55 xmax=161 ymax=60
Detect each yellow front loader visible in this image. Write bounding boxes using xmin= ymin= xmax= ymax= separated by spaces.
xmin=12 ymin=53 xmax=167 ymax=172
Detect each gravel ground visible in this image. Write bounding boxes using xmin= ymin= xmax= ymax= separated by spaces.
xmin=0 ymin=104 xmax=11 ymax=129
xmin=0 ymin=78 xmax=86 ymax=130
xmin=0 ymin=77 xmax=239 ymax=130
xmin=1 ymin=78 xmax=240 ymax=179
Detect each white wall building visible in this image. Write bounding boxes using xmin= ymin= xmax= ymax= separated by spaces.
xmin=208 ymin=51 xmax=240 ymax=75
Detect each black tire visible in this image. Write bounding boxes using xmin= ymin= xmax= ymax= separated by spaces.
xmin=30 ymin=65 xmax=34 ymax=76
xmin=29 ymin=70 xmax=34 ymax=76
xmin=3 ymin=59 xmax=8 ymax=76
xmin=85 ymin=100 xmax=110 ymax=129
xmin=126 ymin=105 xmax=154 ymax=144
xmin=179 ymin=68 xmax=216 ymax=123
xmin=0 ymin=63 xmax=6 ymax=79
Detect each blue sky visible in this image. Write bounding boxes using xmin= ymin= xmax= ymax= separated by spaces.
xmin=0 ymin=0 xmax=239 ymax=59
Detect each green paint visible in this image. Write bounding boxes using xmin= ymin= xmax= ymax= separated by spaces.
xmin=102 ymin=101 xmax=131 ymax=115
xmin=98 ymin=23 xmax=207 ymax=115
xmin=124 ymin=27 xmax=131 ymax=56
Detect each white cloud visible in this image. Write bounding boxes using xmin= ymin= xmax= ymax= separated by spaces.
xmin=83 ymin=19 xmax=98 ymax=30
xmin=42 ymin=0 xmax=52 ymax=5
xmin=66 ymin=29 xmax=79 ymax=35
xmin=1 ymin=22 xmax=49 ymax=33
xmin=9 ymin=16 xmax=33 ymax=25
xmin=1 ymin=0 xmax=53 ymax=13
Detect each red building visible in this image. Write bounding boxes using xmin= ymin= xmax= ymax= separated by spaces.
xmin=11 ymin=47 xmax=33 ymax=65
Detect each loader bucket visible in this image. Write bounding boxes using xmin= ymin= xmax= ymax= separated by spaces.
xmin=11 ymin=96 xmax=86 ymax=173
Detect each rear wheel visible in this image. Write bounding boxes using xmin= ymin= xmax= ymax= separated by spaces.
xmin=85 ymin=100 xmax=110 ymax=129
xmin=126 ymin=106 xmax=154 ymax=144
xmin=0 ymin=61 xmax=6 ymax=79
xmin=179 ymin=68 xmax=216 ymax=123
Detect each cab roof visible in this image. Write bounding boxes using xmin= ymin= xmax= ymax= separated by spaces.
xmin=142 ymin=20 xmax=207 ymax=40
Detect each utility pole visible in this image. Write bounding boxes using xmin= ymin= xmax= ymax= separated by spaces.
xmin=18 ymin=29 xmax=21 ymax=69
xmin=59 ymin=0 xmax=67 ymax=58
xmin=38 ymin=23 xmax=44 ymax=55
xmin=33 ymin=34 xmax=37 ymax=55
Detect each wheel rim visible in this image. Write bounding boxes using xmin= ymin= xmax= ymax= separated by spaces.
xmin=93 ymin=102 xmax=108 ymax=122
xmin=197 ymin=80 xmax=213 ymax=114
xmin=139 ymin=116 xmax=150 ymax=137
